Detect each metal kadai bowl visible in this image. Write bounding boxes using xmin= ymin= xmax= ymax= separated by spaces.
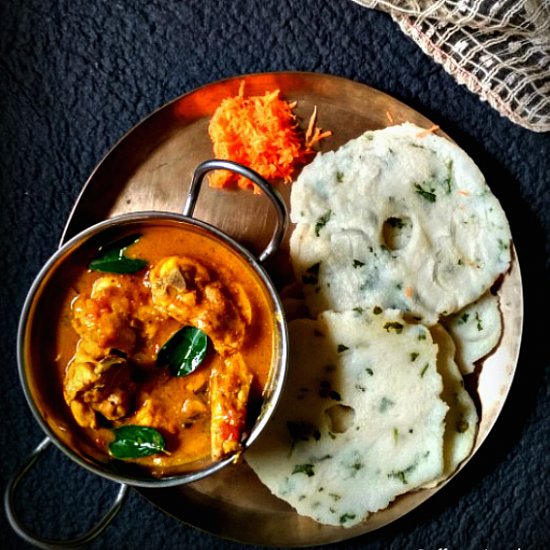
xmin=7 ymin=160 xmax=289 ymax=548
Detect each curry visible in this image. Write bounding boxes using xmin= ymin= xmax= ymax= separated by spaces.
xmin=48 ymin=222 xmax=276 ymax=477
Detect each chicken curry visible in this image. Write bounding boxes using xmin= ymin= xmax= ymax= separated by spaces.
xmin=47 ymin=222 xmax=277 ymax=477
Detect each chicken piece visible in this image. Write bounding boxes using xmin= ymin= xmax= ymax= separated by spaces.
xmin=209 ymin=353 xmax=253 ymax=460
xmin=71 ymin=276 xmax=141 ymax=354
xmin=64 ymin=353 xmax=136 ymax=429
xmin=181 ymin=396 xmax=209 ymax=425
xmin=71 ymin=275 xmax=167 ymax=361
xmin=149 ymin=256 xmax=251 ymax=355
xmin=132 ymin=369 xmax=211 ymax=433
xmin=180 ymin=368 xmax=211 ymax=426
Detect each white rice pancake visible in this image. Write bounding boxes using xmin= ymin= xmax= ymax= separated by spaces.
xmin=442 ymin=291 xmax=503 ymax=374
xmin=424 ymin=324 xmax=479 ymax=487
xmin=245 ymin=309 xmax=448 ymax=527
xmin=290 ymin=123 xmax=512 ymax=324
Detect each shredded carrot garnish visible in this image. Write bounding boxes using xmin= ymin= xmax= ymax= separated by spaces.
xmin=416 ymin=124 xmax=440 ymax=138
xmin=404 ymin=286 xmax=414 ymax=299
xmin=458 ymin=189 xmax=471 ymax=196
xmin=305 ymin=105 xmax=332 ymax=149
xmin=208 ymin=84 xmax=331 ymax=193
xmin=386 ymin=111 xmax=394 ymax=124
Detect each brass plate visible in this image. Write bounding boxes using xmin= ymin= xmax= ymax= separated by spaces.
xmin=62 ymin=72 xmax=523 ymax=546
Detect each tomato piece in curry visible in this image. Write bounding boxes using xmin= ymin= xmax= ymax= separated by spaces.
xmin=52 ymin=224 xmax=276 ymax=477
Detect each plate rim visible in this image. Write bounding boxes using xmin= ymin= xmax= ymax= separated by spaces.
xmin=59 ymin=70 xmax=524 ymax=546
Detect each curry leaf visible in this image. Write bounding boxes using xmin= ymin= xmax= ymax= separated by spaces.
xmin=89 ymin=257 xmax=148 ymax=274
xmin=157 ymin=326 xmax=208 ymax=377
xmin=89 ymin=233 xmax=148 ymax=274
xmin=109 ymin=425 xmax=165 ymax=459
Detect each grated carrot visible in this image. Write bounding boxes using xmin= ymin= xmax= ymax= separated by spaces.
xmin=416 ymin=124 xmax=440 ymax=138
xmin=403 ymin=286 xmax=414 ymax=299
xmin=304 ymin=105 xmax=333 ymax=149
xmin=208 ymin=84 xmax=331 ymax=193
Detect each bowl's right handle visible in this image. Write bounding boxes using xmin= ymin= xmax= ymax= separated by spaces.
xmin=4 ymin=437 xmax=129 ymax=549
xmin=183 ymin=159 xmax=289 ymax=264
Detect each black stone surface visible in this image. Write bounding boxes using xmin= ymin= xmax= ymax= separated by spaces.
xmin=1 ymin=0 xmax=549 ymax=548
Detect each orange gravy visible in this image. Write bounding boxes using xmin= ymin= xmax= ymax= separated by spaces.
xmin=51 ymin=223 xmax=276 ymax=477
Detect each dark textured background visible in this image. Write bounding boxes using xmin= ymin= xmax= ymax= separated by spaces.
xmin=1 ymin=0 xmax=549 ymax=548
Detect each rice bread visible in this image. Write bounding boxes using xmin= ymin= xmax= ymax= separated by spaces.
xmin=424 ymin=324 xmax=479 ymax=487
xmin=245 ymin=309 xmax=448 ymax=527
xmin=441 ymin=291 xmax=503 ymax=374
xmin=289 ymin=123 xmax=512 ymax=325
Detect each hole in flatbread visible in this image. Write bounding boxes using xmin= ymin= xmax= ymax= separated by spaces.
xmin=382 ymin=216 xmax=412 ymax=250
xmin=325 ymin=404 xmax=355 ymax=433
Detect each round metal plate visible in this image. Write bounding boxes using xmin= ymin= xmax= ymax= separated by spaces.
xmin=62 ymin=71 xmax=523 ymax=547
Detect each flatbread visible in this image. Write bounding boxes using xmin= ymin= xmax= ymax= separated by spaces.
xmin=442 ymin=291 xmax=503 ymax=374
xmin=425 ymin=324 xmax=479 ymax=487
xmin=290 ymin=123 xmax=512 ymax=324
xmin=245 ymin=309 xmax=448 ymax=527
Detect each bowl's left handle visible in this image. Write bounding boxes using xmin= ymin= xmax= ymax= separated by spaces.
xmin=183 ymin=159 xmax=289 ymax=264
xmin=4 ymin=437 xmax=129 ymax=549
